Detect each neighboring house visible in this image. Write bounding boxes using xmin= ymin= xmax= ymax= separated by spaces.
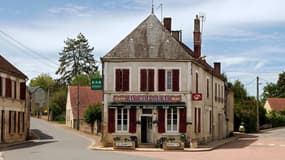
xmin=66 ymin=86 xmax=102 ymax=134
xmin=0 ymin=55 xmax=29 ymax=145
xmin=28 ymin=87 xmax=47 ymax=116
xmin=264 ymin=98 xmax=285 ymax=113
xmin=101 ymin=14 xmax=233 ymax=146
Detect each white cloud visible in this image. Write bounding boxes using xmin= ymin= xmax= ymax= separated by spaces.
xmin=48 ymin=4 xmax=94 ymax=17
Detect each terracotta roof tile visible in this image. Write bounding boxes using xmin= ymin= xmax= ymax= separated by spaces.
xmin=267 ymin=98 xmax=285 ymax=112
xmin=0 ymin=55 xmax=27 ymax=79
xmin=69 ymin=86 xmax=103 ymax=119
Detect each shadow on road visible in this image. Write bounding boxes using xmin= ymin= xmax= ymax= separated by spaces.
xmin=2 ymin=129 xmax=56 ymax=151
xmin=31 ymin=129 xmax=54 ymax=140
xmin=217 ymin=134 xmax=258 ymax=149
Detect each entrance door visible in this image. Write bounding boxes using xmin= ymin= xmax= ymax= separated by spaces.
xmin=1 ymin=110 xmax=4 ymax=143
xmin=141 ymin=116 xmax=153 ymax=143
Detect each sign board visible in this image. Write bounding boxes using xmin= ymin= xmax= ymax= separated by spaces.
xmin=91 ymin=78 xmax=103 ymax=90
xmin=166 ymin=142 xmax=180 ymax=147
xmin=113 ymin=95 xmax=182 ymax=103
xmin=192 ymin=93 xmax=202 ymax=101
xmin=115 ymin=142 xmax=133 ymax=147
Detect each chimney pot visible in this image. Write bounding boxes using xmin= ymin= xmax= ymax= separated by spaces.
xmin=214 ymin=62 xmax=221 ymax=75
xmin=163 ymin=17 xmax=172 ymax=32
xmin=193 ymin=14 xmax=201 ymax=58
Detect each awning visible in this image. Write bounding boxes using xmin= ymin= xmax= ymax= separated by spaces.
xmin=108 ymin=102 xmax=186 ymax=109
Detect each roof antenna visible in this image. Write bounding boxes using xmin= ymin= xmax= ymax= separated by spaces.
xmin=151 ymin=0 xmax=154 ymax=14
xmin=156 ymin=0 xmax=163 ymax=22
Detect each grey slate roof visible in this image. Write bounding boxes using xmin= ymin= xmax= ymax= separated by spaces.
xmin=102 ymin=14 xmax=194 ymax=61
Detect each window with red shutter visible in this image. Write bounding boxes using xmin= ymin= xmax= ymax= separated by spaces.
xmin=148 ymin=69 xmax=154 ymax=91
xmin=108 ymin=108 xmax=115 ymax=133
xmin=198 ymin=108 xmax=201 ymax=133
xmin=158 ymin=109 xmax=165 ymax=133
xmin=195 ymin=72 xmax=199 ymax=93
xmin=115 ymin=69 xmax=122 ymax=91
xmin=20 ymin=82 xmax=26 ymax=100
xmin=6 ymin=78 xmax=12 ymax=98
xmin=158 ymin=69 xmax=165 ymax=91
xmin=129 ymin=108 xmax=136 ymax=133
xmin=179 ymin=108 xmax=186 ymax=133
xmin=140 ymin=69 xmax=147 ymax=91
xmin=172 ymin=69 xmax=179 ymax=91
xmin=0 ymin=77 xmax=2 ymax=97
xmin=122 ymin=69 xmax=129 ymax=91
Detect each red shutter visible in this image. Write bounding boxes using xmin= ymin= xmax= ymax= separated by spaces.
xmin=20 ymin=82 xmax=26 ymax=100
xmin=14 ymin=81 xmax=17 ymax=99
xmin=158 ymin=69 xmax=165 ymax=91
xmin=148 ymin=69 xmax=154 ymax=91
xmin=122 ymin=69 xmax=129 ymax=91
xmin=129 ymin=108 xmax=136 ymax=133
xmin=194 ymin=108 xmax=197 ymax=133
xmin=179 ymin=108 xmax=186 ymax=133
xmin=158 ymin=109 xmax=165 ymax=133
xmin=108 ymin=108 xmax=115 ymax=133
xmin=198 ymin=108 xmax=201 ymax=133
xmin=172 ymin=69 xmax=179 ymax=91
xmin=6 ymin=78 xmax=12 ymax=98
xmin=115 ymin=69 xmax=122 ymax=91
xmin=196 ymin=73 xmax=199 ymax=93
xmin=0 ymin=77 xmax=2 ymax=97
xmin=140 ymin=69 xmax=147 ymax=91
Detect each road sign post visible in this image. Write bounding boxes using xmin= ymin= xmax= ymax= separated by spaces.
xmin=91 ymin=78 xmax=103 ymax=90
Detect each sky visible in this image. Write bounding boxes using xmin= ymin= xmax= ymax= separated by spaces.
xmin=0 ymin=0 xmax=284 ymax=96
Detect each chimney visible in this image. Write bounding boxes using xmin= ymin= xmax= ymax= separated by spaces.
xmin=193 ymin=15 xmax=201 ymax=58
xmin=214 ymin=62 xmax=221 ymax=75
xmin=163 ymin=17 xmax=172 ymax=32
xmin=171 ymin=30 xmax=182 ymax=42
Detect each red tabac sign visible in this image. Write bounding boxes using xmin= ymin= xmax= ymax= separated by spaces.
xmin=113 ymin=95 xmax=182 ymax=103
xmin=192 ymin=93 xmax=202 ymax=101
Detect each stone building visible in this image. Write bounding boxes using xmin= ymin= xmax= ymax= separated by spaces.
xmin=66 ymin=86 xmax=102 ymax=134
xmin=0 ymin=55 xmax=29 ymax=145
xmin=101 ymin=14 xmax=233 ymax=147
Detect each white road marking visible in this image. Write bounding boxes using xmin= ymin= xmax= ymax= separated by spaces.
xmin=255 ymin=143 xmax=264 ymax=145
xmin=268 ymin=144 xmax=275 ymax=146
xmin=280 ymin=144 xmax=285 ymax=147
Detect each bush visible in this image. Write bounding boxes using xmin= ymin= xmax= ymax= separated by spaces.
xmin=266 ymin=111 xmax=285 ymax=127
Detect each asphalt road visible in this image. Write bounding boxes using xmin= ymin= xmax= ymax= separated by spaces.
xmin=2 ymin=118 xmax=158 ymax=160
xmin=123 ymin=127 xmax=285 ymax=160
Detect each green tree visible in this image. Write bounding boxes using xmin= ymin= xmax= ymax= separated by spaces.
xmin=84 ymin=103 xmax=102 ymax=134
xmin=29 ymin=73 xmax=56 ymax=90
xmin=262 ymin=72 xmax=285 ymax=101
xmin=56 ymin=33 xmax=98 ymax=85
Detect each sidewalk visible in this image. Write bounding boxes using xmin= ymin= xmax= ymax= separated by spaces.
xmin=90 ymin=136 xmax=238 ymax=152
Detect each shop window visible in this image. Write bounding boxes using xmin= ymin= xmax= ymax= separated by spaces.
xmin=116 ymin=108 xmax=128 ymax=132
xmin=115 ymin=69 xmax=129 ymax=91
xmin=140 ymin=69 xmax=154 ymax=91
xmin=166 ymin=108 xmax=178 ymax=132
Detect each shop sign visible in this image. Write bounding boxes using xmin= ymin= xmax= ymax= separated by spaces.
xmin=192 ymin=93 xmax=202 ymax=101
xmin=113 ymin=95 xmax=182 ymax=103
xmin=115 ymin=141 xmax=133 ymax=147
xmin=91 ymin=78 xmax=103 ymax=90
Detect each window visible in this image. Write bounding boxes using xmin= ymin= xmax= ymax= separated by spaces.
xmin=221 ymin=86 xmax=224 ymax=104
xmin=14 ymin=111 xmax=16 ymax=133
xmin=206 ymin=79 xmax=209 ymax=98
xmin=140 ymin=69 xmax=154 ymax=91
xmin=14 ymin=81 xmax=17 ymax=99
xmin=0 ymin=77 xmax=2 ymax=97
xmin=195 ymin=72 xmax=199 ymax=93
xmin=166 ymin=71 xmax=172 ymax=90
xmin=115 ymin=69 xmax=129 ymax=91
xmin=209 ymin=110 xmax=212 ymax=133
xmin=9 ymin=111 xmax=12 ymax=134
xmin=22 ymin=112 xmax=25 ymax=132
xmin=20 ymin=82 xmax=26 ymax=100
xmin=166 ymin=108 xmax=178 ymax=132
xmin=18 ymin=112 xmax=20 ymax=133
xmin=194 ymin=108 xmax=201 ymax=133
xmin=158 ymin=69 xmax=179 ymax=91
xmin=116 ymin=108 xmax=128 ymax=132
xmin=6 ymin=78 xmax=11 ymax=98
xmin=215 ymin=83 xmax=217 ymax=102
xmin=218 ymin=84 xmax=220 ymax=103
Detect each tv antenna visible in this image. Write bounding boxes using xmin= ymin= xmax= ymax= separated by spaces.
xmin=199 ymin=12 xmax=206 ymax=33
xmin=156 ymin=0 xmax=163 ymax=22
xmin=151 ymin=0 xmax=154 ymax=14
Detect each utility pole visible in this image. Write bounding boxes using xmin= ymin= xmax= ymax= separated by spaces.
xmin=256 ymin=76 xmax=259 ymax=132
xmin=47 ymin=87 xmax=50 ymax=121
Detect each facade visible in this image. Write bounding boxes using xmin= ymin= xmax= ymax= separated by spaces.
xmin=101 ymin=14 xmax=232 ymax=147
xmin=66 ymin=86 xmax=102 ymax=134
xmin=264 ymin=98 xmax=285 ymax=113
xmin=28 ymin=87 xmax=47 ymax=117
xmin=0 ymin=55 xmax=29 ymax=144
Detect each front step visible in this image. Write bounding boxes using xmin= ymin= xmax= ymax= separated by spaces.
xmin=138 ymin=144 xmax=156 ymax=148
